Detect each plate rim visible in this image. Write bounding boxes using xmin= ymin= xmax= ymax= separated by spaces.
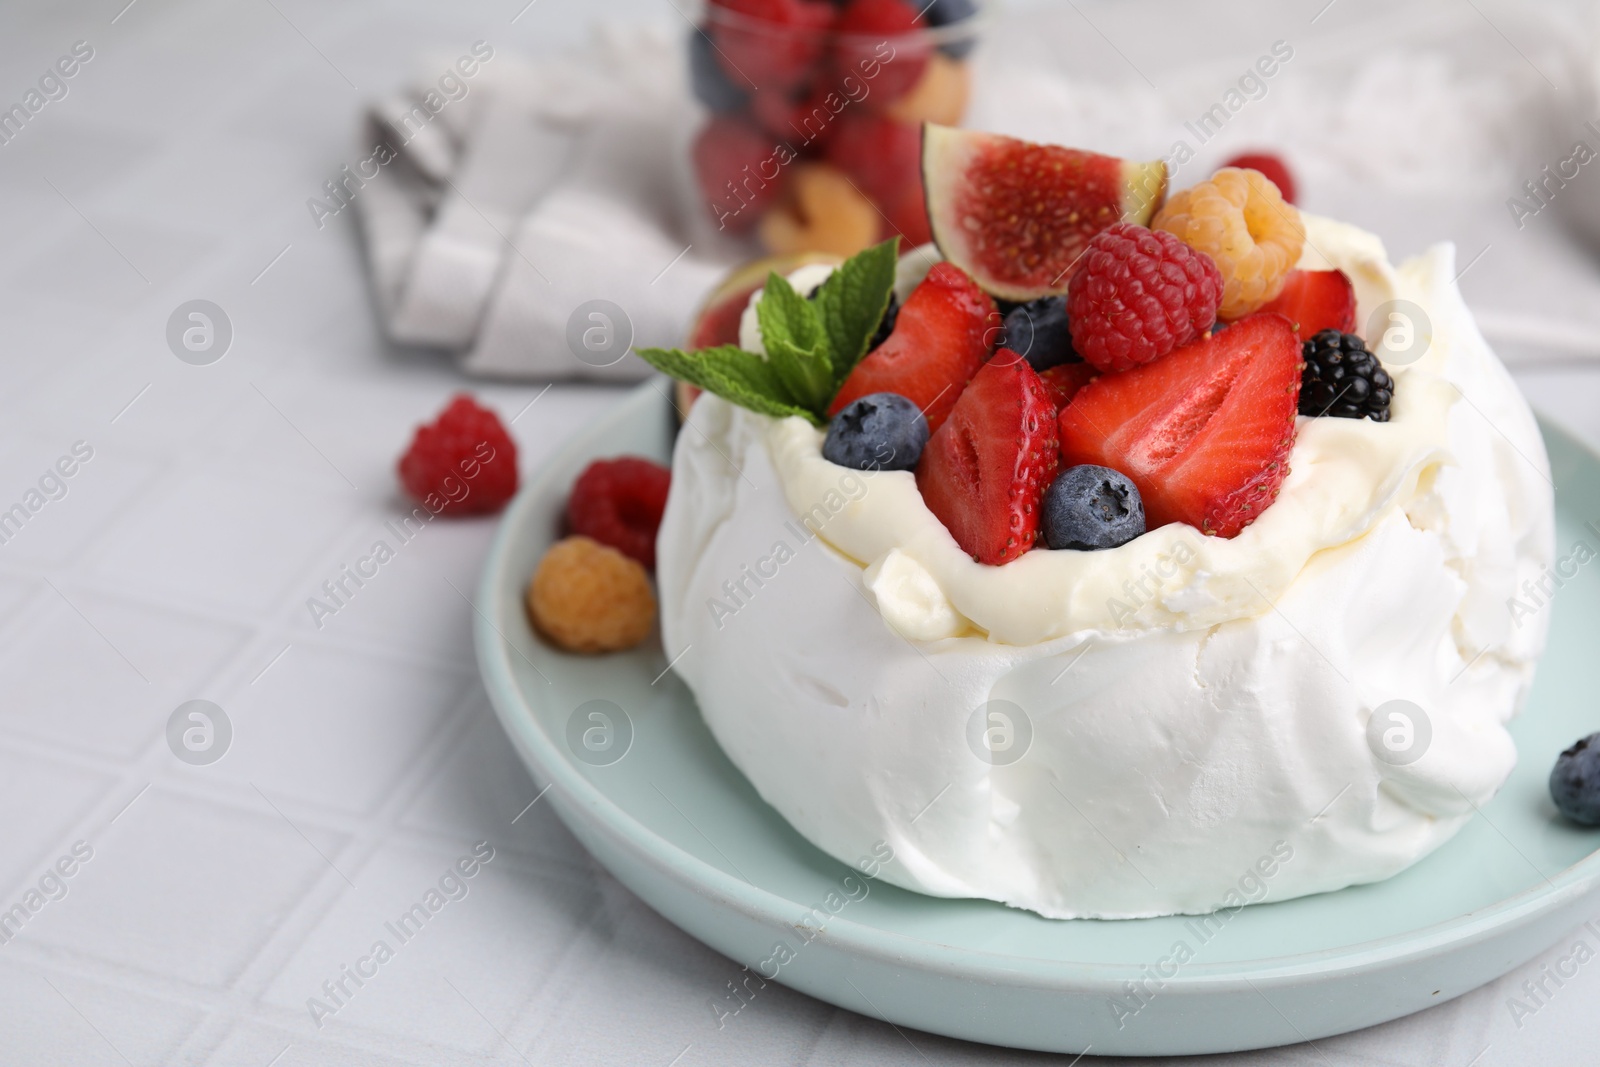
xmin=477 ymin=380 xmax=1600 ymax=989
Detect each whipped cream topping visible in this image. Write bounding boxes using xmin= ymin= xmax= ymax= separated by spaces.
xmin=748 ymin=219 xmax=1476 ymax=644
xmin=656 ymin=217 xmax=1554 ymax=919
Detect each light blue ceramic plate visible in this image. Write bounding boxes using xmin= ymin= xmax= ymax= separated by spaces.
xmin=476 ymin=381 xmax=1600 ymax=1056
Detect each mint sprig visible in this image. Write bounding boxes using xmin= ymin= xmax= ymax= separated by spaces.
xmin=634 ymin=237 xmax=899 ymax=426
xmin=636 ymin=344 xmax=816 ymax=423
xmin=757 ymin=272 xmax=834 ymax=413
xmin=814 ymin=237 xmax=898 ymax=392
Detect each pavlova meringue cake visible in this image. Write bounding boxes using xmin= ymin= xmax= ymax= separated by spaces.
xmin=640 ymin=127 xmax=1554 ymax=920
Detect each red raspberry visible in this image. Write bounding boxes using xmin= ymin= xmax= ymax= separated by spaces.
xmin=709 ymin=0 xmax=835 ymax=91
xmin=397 ymin=394 xmax=518 ymax=515
xmin=566 ymin=457 xmax=672 ymax=570
xmin=692 ymin=114 xmax=786 ymax=233
xmin=1066 ymin=223 xmax=1223 ymax=373
xmin=830 ymin=0 xmax=930 ymax=103
xmin=1221 ymin=151 xmax=1297 ymax=205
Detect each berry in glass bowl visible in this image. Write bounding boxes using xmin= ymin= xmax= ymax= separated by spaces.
xmin=688 ymin=0 xmax=984 ymax=257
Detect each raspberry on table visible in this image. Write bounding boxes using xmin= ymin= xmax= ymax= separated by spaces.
xmin=1300 ymin=330 xmax=1395 ymax=422
xmin=1065 ymin=223 xmax=1223 ymax=373
xmin=1153 ymin=168 xmax=1305 ymax=320
xmin=527 ymin=536 xmax=656 ymax=654
xmin=397 ymin=394 xmax=518 ymax=515
xmin=566 ymin=457 xmax=672 ymax=570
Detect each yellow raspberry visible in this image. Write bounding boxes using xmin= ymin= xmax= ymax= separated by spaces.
xmin=527 ymin=536 xmax=655 ymax=654
xmin=1152 ymin=168 xmax=1305 ymax=320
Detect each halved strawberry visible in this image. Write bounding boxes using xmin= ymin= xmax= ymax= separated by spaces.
xmin=1256 ymin=269 xmax=1356 ymax=341
xmin=1038 ymin=363 xmax=1098 ymax=411
xmin=1057 ymin=314 xmax=1301 ymax=538
xmin=829 ymin=261 xmax=996 ymax=431
xmin=916 ymin=356 xmax=1058 ymax=565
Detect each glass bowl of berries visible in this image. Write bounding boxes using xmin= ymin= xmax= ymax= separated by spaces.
xmin=687 ymin=0 xmax=984 ymax=258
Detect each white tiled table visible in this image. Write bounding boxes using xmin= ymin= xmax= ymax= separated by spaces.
xmin=1 ymin=0 xmax=1598 ymax=1063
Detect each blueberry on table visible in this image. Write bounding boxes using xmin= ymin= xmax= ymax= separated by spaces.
xmin=823 ymin=392 xmax=928 ymax=472
xmin=1001 ymin=295 xmax=1078 ymax=372
xmin=1043 ymin=465 xmax=1146 ymax=550
xmin=1550 ymin=733 xmax=1600 ymax=826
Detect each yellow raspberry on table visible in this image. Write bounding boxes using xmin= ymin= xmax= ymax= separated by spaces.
xmin=1152 ymin=168 xmax=1305 ymax=320
xmin=526 ymin=536 xmax=656 ymax=654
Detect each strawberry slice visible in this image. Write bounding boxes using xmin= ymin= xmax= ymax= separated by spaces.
xmin=1257 ymin=269 xmax=1356 ymax=341
xmin=916 ymin=355 xmax=1059 ymax=565
xmin=1057 ymin=314 xmax=1301 ymax=538
xmin=830 ymin=262 xmax=997 ymax=432
xmin=1038 ymin=362 xmax=1098 ymax=411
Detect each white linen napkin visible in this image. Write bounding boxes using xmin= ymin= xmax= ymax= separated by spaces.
xmin=354 ymin=25 xmax=741 ymax=380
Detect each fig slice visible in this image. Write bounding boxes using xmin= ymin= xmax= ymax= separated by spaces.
xmin=922 ymin=124 xmax=1168 ymax=302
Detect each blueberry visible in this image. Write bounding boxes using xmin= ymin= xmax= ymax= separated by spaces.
xmin=924 ymin=0 xmax=978 ymax=24
xmin=924 ymin=0 xmax=979 ymax=58
xmin=688 ymin=28 xmax=748 ymax=113
xmin=823 ymin=393 xmax=928 ymax=472
xmin=1001 ymin=296 xmax=1079 ymax=372
xmin=1550 ymin=733 xmax=1600 ymax=826
xmin=1043 ymin=465 xmax=1146 ymax=550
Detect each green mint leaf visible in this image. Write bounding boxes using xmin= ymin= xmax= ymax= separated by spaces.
xmin=636 ymin=240 xmax=902 ymax=429
xmin=814 ymin=236 xmax=899 ymax=393
xmin=632 ymin=345 xmax=822 ymax=425
xmin=756 ymin=272 xmax=835 ymax=413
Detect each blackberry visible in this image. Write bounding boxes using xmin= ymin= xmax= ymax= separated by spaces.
xmin=1299 ymin=330 xmax=1394 ymax=422
xmin=868 ymin=292 xmax=899 ymax=351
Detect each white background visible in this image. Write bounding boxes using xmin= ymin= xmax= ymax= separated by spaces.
xmin=0 ymin=0 xmax=1598 ymax=1063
